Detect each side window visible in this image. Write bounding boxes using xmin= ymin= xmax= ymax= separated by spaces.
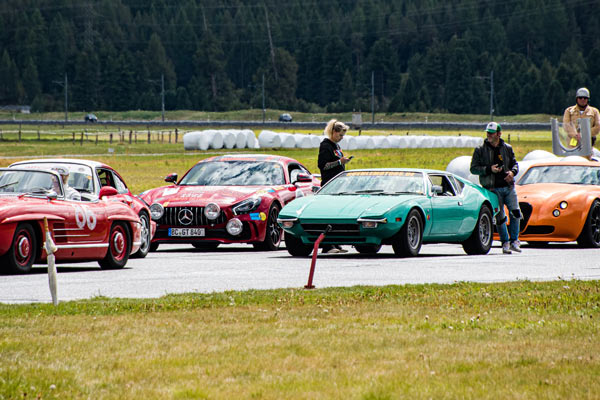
xmin=449 ymin=176 xmax=465 ymax=194
xmin=429 ymin=175 xmax=456 ymax=196
xmin=97 ymin=169 xmax=114 ymax=188
xmin=111 ymin=172 xmax=129 ymax=194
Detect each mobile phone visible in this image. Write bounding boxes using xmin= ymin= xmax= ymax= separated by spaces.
xmin=569 ymin=137 xmax=578 ymax=146
xmin=348 ymin=156 xmax=354 ymax=160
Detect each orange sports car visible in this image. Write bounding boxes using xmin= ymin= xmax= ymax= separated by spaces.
xmin=514 ymin=160 xmax=600 ymax=247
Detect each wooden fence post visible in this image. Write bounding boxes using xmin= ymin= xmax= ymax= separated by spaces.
xmin=175 ymin=128 xmax=178 ymax=143
xmin=95 ymin=134 xmax=98 ymax=145
xmin=129 ymin=130 xmax=132 ymax=144
xmin=169 ymin=131 xmax=172 ymax=143
xmin=147 ymin=129 xmax=151 ymax=144
xmin=109 ymin=133 xmax=113 ymax=144
xmin=80 ymin=132 xmax=84 ymax=145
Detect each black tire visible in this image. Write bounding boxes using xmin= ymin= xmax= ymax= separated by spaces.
xmin=1 ymin=223 xmax=37 ymax=274
xmin=392 ymin=209 xmax=423 ymax=257
xmin=131 ymin=212 xmax=151 ymax=259
xmin=149 ymin=242 xmax=159 ymax=252
xmin=577 ymin=199 xmax=600 ymax=248
xmin=284 ymin=231 xmax=313 ymax=257
xmin=99 ymin=222 xmax=131 ymax=270
xmin=355 ymin=244 xmax=382 ymax=254
xmin=192 ymin=242 xmax=220 ymax=251
xmin=253 ymin=204 xmax=282 ymax=251
xmin=527 ymin=241 xmax=549 ymax=248
xmin=462 ymin=205 xmax=493 ymax=255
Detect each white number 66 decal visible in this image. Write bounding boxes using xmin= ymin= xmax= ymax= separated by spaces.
xmin=74 ymin=205 xmax=97 ymax=230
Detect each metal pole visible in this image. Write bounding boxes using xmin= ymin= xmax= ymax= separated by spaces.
xmin=64 ymin=73 xmax=68 ymax=121
xmin=262 ymin=73 xmax=265 ymax=123
xmin=161 ymin=73 xmax=165 ymax=122
xmin=371 ymin=71 xmax=375 ymax=124
xmin=489 ymin=70 xmax=494 ymax=120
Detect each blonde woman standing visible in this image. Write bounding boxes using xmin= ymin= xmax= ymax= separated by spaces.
xmin=318 ymin=119 xmax=352 ymax=186
xmin=317 ymin=119 xmax=353 ymax=253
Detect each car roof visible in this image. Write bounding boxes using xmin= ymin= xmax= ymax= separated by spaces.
xmin=528 ymin=160 xmax=600 ymax=167
xmin=201 ymin=153 xmax=298 ymax=164
xmin=341 ymin=168 xmax=450 ymax=175
xmin=9 ymin=158 xmax=110 ymax=169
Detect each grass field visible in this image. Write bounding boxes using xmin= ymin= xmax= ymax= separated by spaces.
xmin=1 ymin=117 xmax=595 ymax=399
xmin=1 ymin=281 xmax=599 ymax=399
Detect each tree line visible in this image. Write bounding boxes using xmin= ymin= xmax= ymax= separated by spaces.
xmin=1 ymin=0 xmax=599 ymax=116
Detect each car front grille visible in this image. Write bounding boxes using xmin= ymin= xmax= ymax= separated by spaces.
xmin=519 ymin=202 xmax=532 ymax=233
xmin=300 ymin=223 xmax=361 ymax=237
xmin=157 ymin=206 xmax=227 ymax=227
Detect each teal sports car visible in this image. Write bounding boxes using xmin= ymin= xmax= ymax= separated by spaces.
xmin=277 ymin=169 xmax=500 ymax=257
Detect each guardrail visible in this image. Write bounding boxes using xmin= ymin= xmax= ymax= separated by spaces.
xmin=0 ymin=119 xmax=551 ymax=130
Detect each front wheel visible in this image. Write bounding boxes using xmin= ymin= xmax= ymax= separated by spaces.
xmin=577 ymin=199 xmax=600 ymax=247
xmin=2 ymin=223 xmax=37 ymax=274
xmin=462 ymin=205 xmax=493 ymax=255
xmin=392 ymin=209 xmax=422 ymax=257
xmin=253 ymin=204 xmax=282 ymax=251
xmin=284 ymin=231 xmax=313 ymax=257
xmin=355 ymin=244 xmax=382 ymax=254
xmin=131 ymin=212 xmax=151 ymax=259
xmin=99 ymin=222 xmax=131 ymax=270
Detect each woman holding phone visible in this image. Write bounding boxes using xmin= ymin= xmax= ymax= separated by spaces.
xmin=318 ymin=119 xmax=353 ymax=253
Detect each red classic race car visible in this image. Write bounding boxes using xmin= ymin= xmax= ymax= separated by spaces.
xmin=0 ymin=168 xmax=143 ymax=274
xmin=10 ymin=159 xmax=155 ymax=258
xmin=139 ymin=154 xmax=320 ymax=251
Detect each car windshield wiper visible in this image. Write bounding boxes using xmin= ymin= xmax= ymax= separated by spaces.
xmin=0 ymin=181 xmax=19 ymax=189
xmin=355 ymin=189 xmax=385 ymax=194
xmin=327 ymin=191 xmax=357 ymax=195
xmin=378 ymin=191 xmax=423 ymax=195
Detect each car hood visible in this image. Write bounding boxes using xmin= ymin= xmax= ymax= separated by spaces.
xmin=141 ymin=185 xmax=280 ymax=206
xmin=517 ymin=183 xmax=597 ymax=204
xmin=281 ymin=194 xmax=419 ymax=219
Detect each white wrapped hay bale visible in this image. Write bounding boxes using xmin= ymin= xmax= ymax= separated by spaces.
xmin=279 ymin=133 xmax=297 ymax=148
xmin=242 ymin=130 xmax=259 ymax=148
xmin=386 ymin=135 xmax=402 ymax=148
xmin=372 ymin=136 xmax=392 ymax=148
xmin=183 ymin=131 xmax=202 ymax=150
xmin=294 ymin=134 xmax=313 ymax=149
xmin=209 ymin=130 xmax=224 ymax=149
xmin=258 ymin=130 xmax=281 ymax=148
xmin=312 ymin=135 xmax=324 ymax=147
xmin=355 ymin=136 xmax=375 ymax=149
xmin=222 ymin=130 xmax=237 ymax=149
xmin=446 ymin=156 xmax=479 ymax=185
xmin=522 ymin=149 xmax=557 ymax=161
xmin=234 ymin=130 xmax=247 ymax=148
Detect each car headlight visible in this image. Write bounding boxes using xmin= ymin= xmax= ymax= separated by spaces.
xmin=204 ymin=203 xmax=221 ymax=220
xmin=150 ymin=203 xmax=164 ymax=220
xmin=226 ymin=218 xmax=243 ymax=236
xmin=232 ymin=197 xmax=262 ymax=215
xmin=277 ymin=217 xmax=298 ymax=228
xmin=559 ymin=201 xmax=568 ymax=209
xmin=357 ymin=217 xmax=387 ymax=228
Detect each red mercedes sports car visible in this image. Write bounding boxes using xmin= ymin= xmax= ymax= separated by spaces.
xmin=10 ymin=158 xmax=155 ymax=258
xmin=0 ymin=168 xmax=143 ymax=274
xmin=139 ymin=154 xmax=320 ymax=251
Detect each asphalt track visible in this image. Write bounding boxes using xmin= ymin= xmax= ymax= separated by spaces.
xmin=1 ymin=242 xmax=598 ymax=304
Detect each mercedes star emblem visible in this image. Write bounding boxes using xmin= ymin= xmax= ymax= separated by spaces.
xmin=178 ymin=208 xmax=194 ymax=225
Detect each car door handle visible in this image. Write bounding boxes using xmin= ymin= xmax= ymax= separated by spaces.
xmin=458 ymin=201 xmax=463 ymax=206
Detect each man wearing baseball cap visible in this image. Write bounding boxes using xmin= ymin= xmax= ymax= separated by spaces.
xmin=470 ymin=122 xmax=522 ymax=254
xmin=563 ymin=87 xmax=600 ymax=149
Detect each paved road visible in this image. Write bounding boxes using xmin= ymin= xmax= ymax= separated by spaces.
xmin=1 ymin=242 xmax=598 ymax=304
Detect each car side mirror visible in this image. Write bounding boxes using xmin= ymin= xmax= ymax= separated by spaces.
xmin=432 ymin=185 xmax=443 ymax=195
xmin=47 ymin=190 xmax=58 ymax=200
xmin=99 ymin=186 xmax=119 ymax=198
xmin=165 ymin=173 xmax=178 ymax=183
xmin=294 ymin=173 xmax=313 ymax=184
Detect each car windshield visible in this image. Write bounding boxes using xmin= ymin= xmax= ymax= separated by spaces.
xmin=179 ymin=160 xmax=286 ymax=186
xmin=12 ymin=162 xmax=95 ymax=193
xmin=319 ymin=171 xmax=425 ymax=195
xmin=0 ymin=169 xmax=62 ymax=196
xmin=518 ymin=165 xmax=600 ymax=185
